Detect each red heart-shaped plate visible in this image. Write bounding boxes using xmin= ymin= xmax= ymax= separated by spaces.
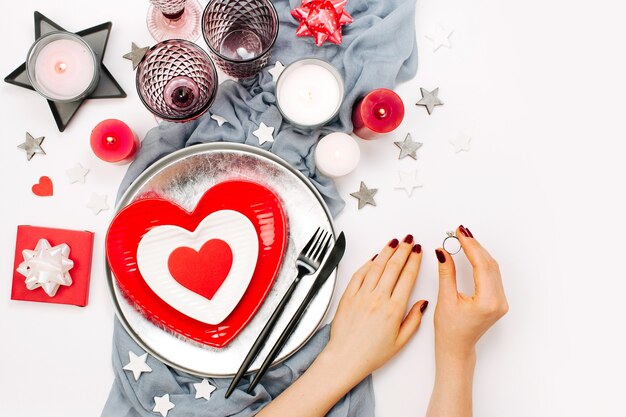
xmin=106 ymin=180 xmax=288 ymax=348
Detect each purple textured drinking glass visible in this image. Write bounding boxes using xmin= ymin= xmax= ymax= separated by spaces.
xmin=136 ymin=40 xmax=218 ymax=122
xmin=202 ymin=0 xmax=279 ymax=79
xmin=147 ymin=0 xmax=202 ymax=42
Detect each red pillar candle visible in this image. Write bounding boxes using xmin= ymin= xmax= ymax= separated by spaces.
xmin=352 ymin=89 xmax=405 ymax=140
xmin=90 ymin=119 xmax=139 ymax=164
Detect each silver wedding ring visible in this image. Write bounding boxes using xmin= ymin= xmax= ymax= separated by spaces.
xmin=442 ymin=231 xmax=461 ymax=255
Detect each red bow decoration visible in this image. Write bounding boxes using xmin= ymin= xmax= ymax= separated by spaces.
xmin=291 ymin=0 xmax=353 ymax=46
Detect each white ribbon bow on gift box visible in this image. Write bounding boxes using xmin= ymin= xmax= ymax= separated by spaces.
xmin=16 ymin=238 xmax=74 ymax=297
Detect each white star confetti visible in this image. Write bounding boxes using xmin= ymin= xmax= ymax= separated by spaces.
xmin=210 ymin=114 xmax=228 ymax=126
xmin=153 ymin=393 xmax=175 ymax=417
xmin=194 ymin=379 xmax=216 ymax=401
xmin=394 ymin=170 xmax=423 ymax=197
xmin=66 ymin=163 xmax=89 ymax=184
xmin=123 ymin=351 xmax=152 ymax=381
xmin=268 ymin=61 xmax=285 ymax=81
xmin=253 ymin=122 xmax=275 ymax=145
xmin=16 ymin=239 xmax=73 ymax=297
xmin=86 ymin=193 xmax=109 ymax=215
xmin=425 ymin=25 xmax=453 ymax=52
xmin=450 ymin=132 xmax=472 ymax=153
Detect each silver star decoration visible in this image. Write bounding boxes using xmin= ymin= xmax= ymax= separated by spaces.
xmin=394 ymin=170 xmax=423 ymax=197
xmin=194 ymin=379 xmax=216 ymax=401
xmin=450 ymin=132 xmax=472 ymax=153
xmin=350 ymin=181 xmax=377 ymax=209
xmin=86 ymin=193 xmax=109 ymax=215
xmin=394 ymin=133 xmax=423 ymax=160
xmin=253 ymin=122 xmax=275 ymax=145
xmin=425 ymin=25 xmax=453 ymax=52
xmin=123 ymin=42 xmax=149 ymax=70
xmin=16 ymin=239 xmax=73 ymax=297
xmin=66 ymin=163 xmax=89 ymax=184
xmin=416 ymin=87 xmax=444 ymax=115
xmin=153 ymin=393 xmax=175 ymax=417
xmin=268 ymin=61 xmax=285 ymax=81
xmin=210 ymin=114 xmax=228 ymax=126
xmin=123 ymin=351 xmax=152 ymax=381
xmin=17 ymin=132 xmax=46 ymax=161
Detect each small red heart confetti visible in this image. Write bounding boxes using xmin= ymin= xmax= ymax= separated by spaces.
xmin=32 ymin=176 xmax=53 ymax=197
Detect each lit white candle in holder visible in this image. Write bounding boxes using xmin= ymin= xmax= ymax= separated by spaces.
xmin=26 ymin=32 xmax=99 ymax=102
xmin=314 ymin=132 xmax=360 ymax=178
xmin=276 ymin=58 xmax=344 ymax=130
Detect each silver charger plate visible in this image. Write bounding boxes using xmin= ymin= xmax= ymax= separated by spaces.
xmin=106 ymin=142 xmax=336 ymax=377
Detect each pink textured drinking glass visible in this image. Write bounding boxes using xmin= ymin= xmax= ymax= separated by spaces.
xmin=202 ymin=0 xmax=279 ymax=79
xmin=147 ymin=0 xmax=202 ymax=42
xmin=136 ymin=40 xmax=218 ymax=122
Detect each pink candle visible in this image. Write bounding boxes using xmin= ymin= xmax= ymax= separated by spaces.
xmin=26 ymin=32 xmax=99 ymax=102
xmin=90 ymin=119 xmax=139 ymax=164
xmin=352 ymin=89 xmax=405 ymax=140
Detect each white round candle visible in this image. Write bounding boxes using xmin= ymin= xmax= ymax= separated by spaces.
xmin=276 ymin=59 xmax=344 ymax=128
xmin=27 ymin=33 xmax=97 ymax=102
xmin=314 ymin=132 xmax=360 ymax=178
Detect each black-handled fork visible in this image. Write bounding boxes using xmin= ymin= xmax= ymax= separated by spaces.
xmin=225 ymin=227 xmax=332 ymax=398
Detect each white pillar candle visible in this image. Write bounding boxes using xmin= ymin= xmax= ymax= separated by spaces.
xmin=314 ymin=132 xmax=360 ymax=178
xmin=26 ymin=32 xmax=98 ymax=102
xmin=276 ymin=58 xmax=344 ymax=129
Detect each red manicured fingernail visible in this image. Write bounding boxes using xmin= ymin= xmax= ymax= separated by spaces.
xmin=371 ymin=254 xmax=378 ymax=261
xmin=412 ymin=244 xmax=422 ymax=254
xmin=459 ymin=225 xmax=473 ymax=238
xmin=435 ymin=249 xmax=446 ymax=263
xmin=403 ymin=234 xmax=414 ymax=244
xmin=389 ymin=238 xmax=399 ymax=248
xmin=419 ymin=301 xmax=429 ymax=313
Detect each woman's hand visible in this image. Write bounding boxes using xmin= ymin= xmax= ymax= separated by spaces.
xmin=257 ymin=235 xmax=426 ymax=417
xmin=426 ymin=225 xmax=508 ymax=417
xmin=323 ymin=234 xmax=428 ymax=385
xmin=434 ymin=226 xmax=508 ymax=360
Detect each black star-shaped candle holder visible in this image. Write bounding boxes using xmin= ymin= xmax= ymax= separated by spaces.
xmin=4 ymin=11 xmax=126 ymax=132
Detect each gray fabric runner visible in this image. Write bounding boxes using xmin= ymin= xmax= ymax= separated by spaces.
xmin=103 ymin=0 xmax=417 ymax=415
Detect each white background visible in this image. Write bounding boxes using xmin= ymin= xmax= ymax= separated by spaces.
xmin=1 ymin=0 xmax=624 ymax=416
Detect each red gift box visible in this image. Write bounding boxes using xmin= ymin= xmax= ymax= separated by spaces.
xmin=11 ymin=225 xmax=94 ymax=307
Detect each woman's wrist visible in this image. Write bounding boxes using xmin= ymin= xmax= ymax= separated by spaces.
xmin=317 ymin=344 xmax=369 ymax=390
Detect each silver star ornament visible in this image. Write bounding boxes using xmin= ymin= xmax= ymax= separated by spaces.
xmin=350 ymin=181 xmax=378 ymax=209
xmin=123 ymin=42 xmax=149 ymax=70
xmin=18 ymin=132 xmax=46 ymax=161
xmin=416 ymin=87 xmax=444 ymax=115
xmin=16 ymin=239 xmax=73 ymax=297
xmin=394 ymin=133 xmax=423 ymax=160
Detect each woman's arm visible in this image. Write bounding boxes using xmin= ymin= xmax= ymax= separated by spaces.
xmin=257 ymin=235 xmax=427 ymax=417
xmin=426 ymin=226 xmax=509 ymax=417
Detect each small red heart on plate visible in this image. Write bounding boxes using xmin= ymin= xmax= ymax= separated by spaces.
xmin=168 ymin=239 xmax=233 ymax=300
xmin=32 ymin=176 xmax=53 ymax=197
xmin=106 ymin=180 xmax=288 ymax=348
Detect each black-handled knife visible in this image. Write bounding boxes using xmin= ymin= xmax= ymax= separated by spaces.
xmin=246 ymin=232 xmax=346 ymax=394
